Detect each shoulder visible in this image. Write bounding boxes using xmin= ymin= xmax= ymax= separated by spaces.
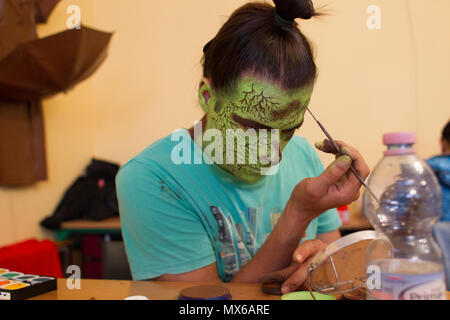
xmin=133 ymin=130 xmax=186 ymax=165
xmin=117 ymin=129 xmax=190 ymax=180
xmin=426 ymin=155 xmax=450 ymax=173
xmin=116 ymin=133 xmax=178 ymax=191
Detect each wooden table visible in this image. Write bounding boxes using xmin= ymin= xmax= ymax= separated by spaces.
xmin=61 ymin=216 xmax=371 ymax=232
xmin=60 ymin=216 xmax=121 ymax=230
xmin=57 ymin=213 xmax=374 ymax=238
xmin=55 ymin=217 xmax=126 ymax=279
xmin=30 ymin=279 xmax=279 ymax=300
xmin=340 ymin=217 xmax=372 ymax=230
xmin=56 ymin=216 xmax=122 ymax=241
xmin=57 ymin=214 xmax=373 ymax=241
xmin=29 ymin=279 xmax=450 ymax=300
xmin=338 ymin=200 xmax=373 ymax=234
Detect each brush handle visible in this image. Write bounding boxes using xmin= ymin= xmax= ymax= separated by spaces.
xmin=307 ymin=108 xmax=379 ymax=203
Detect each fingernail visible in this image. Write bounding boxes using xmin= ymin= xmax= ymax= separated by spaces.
xmin=337 ymin=155 xmax=352 ymax=169
xmin=295 ymin=253 xmax=303 ymax=263
xmin=314 ymin=141 xmax=324 ymax=150
xmin=281 ymin=285 xmax=290 ymax=294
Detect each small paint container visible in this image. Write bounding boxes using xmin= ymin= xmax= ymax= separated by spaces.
xmin=0 ymin=272 xmax=23 ymax=279
xmin=0 ymin=271 xmax=57 ymax=300
xmin=281 ymin=291 xmax=336 ymax=300
xmin=12 ymin=274 xmax=39 ymax=282
xmin=30 ymin=277 xmax=54 ymax=285
xmin=179 ymin=285 xmax=232 ymax=300
xmin=0 ymin=269 xmax=9 ymax=275
xmin=13 ymin=274 xmax=38 ymax=280
xmin=1 ymin=282 xmax=30 ymax=290
xmin=0 ymin=280 xmax=15 ymax=287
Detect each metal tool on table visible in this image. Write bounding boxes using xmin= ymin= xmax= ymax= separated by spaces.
xmin=306 ymin=108 xmax=380 ymax=204
xmin=307 ymin=230 xmax=391 ymax=300
xmin=261 ymin=231 xmax=392 ymax=300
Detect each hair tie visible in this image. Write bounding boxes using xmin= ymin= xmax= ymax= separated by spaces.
xmin=273 ymin=9 xmax=293 ymax=28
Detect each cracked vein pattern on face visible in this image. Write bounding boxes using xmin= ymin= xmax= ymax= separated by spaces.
xmin=203 ymin=77 xmax=313 ymax=183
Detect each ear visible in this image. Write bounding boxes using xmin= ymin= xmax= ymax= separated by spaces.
xmin=198 ymin=77 xmax=213 ymax=113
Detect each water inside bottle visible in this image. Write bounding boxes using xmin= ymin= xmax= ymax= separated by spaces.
xmin=367 ymin=258 xmax=446 ymax=300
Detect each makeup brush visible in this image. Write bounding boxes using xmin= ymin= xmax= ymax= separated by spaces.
xmin=306 ymin=108 xmax=379 ymax=204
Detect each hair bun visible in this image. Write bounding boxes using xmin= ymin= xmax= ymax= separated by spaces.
xmin=273 ymin=0 xmax=316 ymax=21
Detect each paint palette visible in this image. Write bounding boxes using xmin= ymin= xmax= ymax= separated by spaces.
xmin=0 ymin=268 xmax=57 ymax=300
xmin=179 ymin=285 xmax=232 ymax=300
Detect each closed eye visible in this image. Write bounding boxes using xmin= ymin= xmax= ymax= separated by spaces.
xmin=231 ymin=113 xmax=272 ymax=130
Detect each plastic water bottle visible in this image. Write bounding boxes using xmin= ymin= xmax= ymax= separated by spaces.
xmin=364 ymin=132 xmax=446 ymax=300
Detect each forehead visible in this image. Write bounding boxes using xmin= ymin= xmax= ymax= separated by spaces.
xmin=225 ymin=77 xmax=313 ymax=122
xmin=229 ymin=77 xmax=313 ymax=100
xmin=232 ymin=76 xmax=312 ymax=95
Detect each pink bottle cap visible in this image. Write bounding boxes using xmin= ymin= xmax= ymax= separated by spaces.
xmin=383 ymin=132 xmax=416 ymax=145
xmin=383 ymin=132 xmax=416 ymax=156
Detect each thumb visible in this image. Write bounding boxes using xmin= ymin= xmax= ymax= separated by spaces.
xmin=312 ymin=155 xmax=353 ymax=195
xmin=281 ymin=256 xmax=314 ymax=294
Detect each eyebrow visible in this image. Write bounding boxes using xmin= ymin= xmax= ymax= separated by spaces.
xmin=232 ymin=113 xmax=303 ymax=132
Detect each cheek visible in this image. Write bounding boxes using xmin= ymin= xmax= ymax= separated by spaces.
xmin=207 ymin=109 xmax=234 ymax=130
xmin=214 ymin=101 xmax=223 ymax=113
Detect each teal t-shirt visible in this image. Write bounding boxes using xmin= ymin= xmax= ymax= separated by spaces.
xmin=116 ymin=129 xmax=342 ymax=281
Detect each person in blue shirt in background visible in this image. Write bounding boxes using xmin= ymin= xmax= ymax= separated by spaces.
xmin=428 ymin=120 xmax=450 ymax=289
xmin=427 ymin=120 xmax=450 ymax=222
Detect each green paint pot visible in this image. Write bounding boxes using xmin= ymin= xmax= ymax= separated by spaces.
xmin=1 ymin=273 xmax=22 ymax=278
xmin=281 ymin=291 xmax=336 ymax=300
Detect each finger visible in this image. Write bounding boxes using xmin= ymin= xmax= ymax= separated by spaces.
xmin=281 ymin=256 xmax=314 ymax=294
xmin=316 ymin=139 xmax=370 ymax=182
xmin=261 ymin=262 xmax=300 ymax=285
xmin=321 ymin=140 xmax=370 ymax=200
xmin=293 ymin=240 xmax=327 ymax=264
xmin=309 ymin=155 xmax=353 ymax=195
xmin=315 ymin=139 xmax=370 ymax=183
xmin=352 ymin=190 xmax=361 ymax=202
xmin=314 ymin=139 xmax=340 ymax=154
xmin=334 ymin=140 xmax=370 ymax=181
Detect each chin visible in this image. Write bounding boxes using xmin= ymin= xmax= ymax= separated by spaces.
xmin=217 ymin=164 xmax=267 ymax=183
xmin=232 ymin=166 xmax=266 ymax=184
xmin=237 ymin=174 xmax=264 ymax=184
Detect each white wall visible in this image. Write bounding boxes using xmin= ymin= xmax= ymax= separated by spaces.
xmin=1 ymin=0 xmax=448 ymax=246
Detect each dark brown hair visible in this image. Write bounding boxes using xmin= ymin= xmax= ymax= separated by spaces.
xmin=202 ymin=0 xmax=318 ymax=92
xmin=443 ymin=120 xmax=450 ymax=143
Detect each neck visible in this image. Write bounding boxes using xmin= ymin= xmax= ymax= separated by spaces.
xmin=188 ymin=115 xmax=207 ymax=141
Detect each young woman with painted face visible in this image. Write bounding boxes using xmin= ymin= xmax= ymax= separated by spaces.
xmin=117 ymin=0 xmax=370 ymax=294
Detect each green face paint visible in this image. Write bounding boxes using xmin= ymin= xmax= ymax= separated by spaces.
xmin=200 ymin=77 xmax=313 ymax=183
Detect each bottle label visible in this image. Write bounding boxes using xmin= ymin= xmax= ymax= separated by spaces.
xmin=368 ymin=270 xmax=446 ymax=300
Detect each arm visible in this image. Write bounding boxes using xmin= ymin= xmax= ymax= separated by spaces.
xmin=154 ymin=141 xmax=368 ymax=283
xmin=117 ymin=160 xmax=217 ymax=282
xmin=155 ymin=200 xmax=312 ymax=283
xmin=153 ymin=230 xmax=341 ymax=282
xmin=233 ymin=140 xmax=367 ymax=283
xmin=155 ymin=263 xmax=221 ymax=282
xmin=230 ymin=200 xmax=312 ymax=282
